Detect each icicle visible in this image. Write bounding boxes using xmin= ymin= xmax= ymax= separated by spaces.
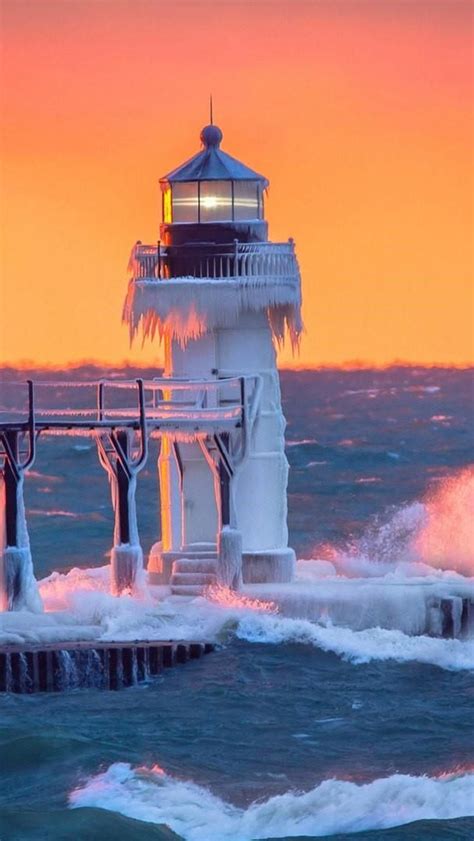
xmin=123 ymin=273 xmax=303 ymax=350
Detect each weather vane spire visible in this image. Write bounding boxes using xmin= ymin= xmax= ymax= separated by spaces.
xmin=209 ymin=93 xmax=213 ymax=125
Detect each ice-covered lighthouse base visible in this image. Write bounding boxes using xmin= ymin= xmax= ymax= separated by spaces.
xmin=141 ymin=304 xmax=298 ymax=589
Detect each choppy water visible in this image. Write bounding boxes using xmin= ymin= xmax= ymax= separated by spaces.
xmin=1 ymin=367 xmax=473 ymax=840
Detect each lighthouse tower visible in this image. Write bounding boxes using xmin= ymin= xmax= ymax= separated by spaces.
xmin=124 ymin=123 xmax=302 ymax=591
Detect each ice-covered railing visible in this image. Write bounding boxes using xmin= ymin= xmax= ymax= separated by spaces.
xmin=128 ymin=240 xmax=299 ymax=283
xmin=124 ymin=239 xmax=303 ymax=348
xmin=0 ymin=376 xmax=260 ymax=434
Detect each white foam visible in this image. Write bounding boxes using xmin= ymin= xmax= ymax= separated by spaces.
xmin=325 ymin=467 xmax=474 ymax=578
xmin=69 ymin=762 xmax=474 ymax=840
xmin=0 ymin=566 xmax=471 ymax=671
xmin=235 ymin=612 xmax=474 ymax=671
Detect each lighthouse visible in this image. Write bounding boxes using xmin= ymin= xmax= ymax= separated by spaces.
xmin=124 ymin=122 xmax=302 ymax=592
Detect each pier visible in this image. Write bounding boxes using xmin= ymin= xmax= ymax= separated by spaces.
xmin=0 ymin=375 xmax=259 ymax=605
xmin=0 ymin=640 xmax=215 ymax=693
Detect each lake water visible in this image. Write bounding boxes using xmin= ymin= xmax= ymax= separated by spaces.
xmin=0 ymin=367 xmax=473 ymax=840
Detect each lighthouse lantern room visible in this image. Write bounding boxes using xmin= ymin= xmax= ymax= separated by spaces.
xmin=124 ymin=122 xmax=303 ymax=593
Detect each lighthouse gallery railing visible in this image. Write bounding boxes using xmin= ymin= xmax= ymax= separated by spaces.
xmin=128 ymin=240 xmax=299 ymax=283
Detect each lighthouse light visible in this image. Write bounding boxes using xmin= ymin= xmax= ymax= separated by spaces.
xmin=200 ymin=180 xmax=232 ymax=222
xmin=200 ymin=195 xmax=219 ymax=210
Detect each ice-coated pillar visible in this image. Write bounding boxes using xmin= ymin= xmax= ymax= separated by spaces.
xmin=0 ymin=431 xmax=42 ymax=612
xmin=106 ymin=431 xmax=144 ymax=595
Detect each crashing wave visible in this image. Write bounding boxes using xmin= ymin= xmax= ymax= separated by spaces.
xmin=69 ymin=761 xmax=474 ymax=841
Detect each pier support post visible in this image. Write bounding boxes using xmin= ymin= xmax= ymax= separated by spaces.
xmin=212 ymin=434 xmax=242 ymax=590
xmin=96 ymin=380 xmax=148 ymax=595
xmin=0 ymin=383 xmax=42 ymax=612
xmin=217 ymin=526 xmax=243 ymax=590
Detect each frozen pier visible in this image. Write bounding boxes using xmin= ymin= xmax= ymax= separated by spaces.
xmin=0 ymin=639 xmax=215 ymax=694
xmin=0 ymin=376 xmax=259 ymax=606
xmin=249 ymin=581 xmax=474 ymax=640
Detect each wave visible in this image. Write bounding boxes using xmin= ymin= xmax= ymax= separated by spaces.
xmin=235 ymin=612 xmax=474 ymax=671
xmin=0 ymin=571 xmax=465 ymax=670
xmin=0 ymin=560 xmax=452 ymax=669
xmin=69 ymin=762 xmax=474 ymax=841
xmin=0 ymin=466 xmax=469 ymax=671
xmin=313 ymin=466 xmax=474 ymax=578
xmin=28 ymin=508 xmax=81 ymax=518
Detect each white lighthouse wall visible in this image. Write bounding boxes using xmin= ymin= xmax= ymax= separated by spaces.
xmin=179 ymin=441 xmax=218 ymax=546
xmin=162 ymin=333 xmax=219 ymax=550
xmin=216 ymin=310 xmax=290 ymax=553
xmin=155 ymin=308 xmax=293 ymax=582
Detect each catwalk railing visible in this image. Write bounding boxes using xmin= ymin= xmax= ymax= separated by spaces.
xmin=0 ymin=376 xmax=260 ymax=434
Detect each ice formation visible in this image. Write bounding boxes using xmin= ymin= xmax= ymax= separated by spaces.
xmin=123 ymin=275 xmax=302 ymax=349
xmin=0 ymin=476 xmax=42 ymax=612
xmin=0 ymin=558 xmax=471 ymax=671
xmin=216 ymin=526 xmax=243 ymax=589
xmin=108 ymin=474 xmax=145 ymax=595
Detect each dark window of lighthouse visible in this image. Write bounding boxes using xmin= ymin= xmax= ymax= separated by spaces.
xmin=171 ymin=182 xmax=199 ymax=223
xmin=233 ymin=181 xmax=261 ymax=221
xmin=199 ymin=181 xmax=233 ymax=223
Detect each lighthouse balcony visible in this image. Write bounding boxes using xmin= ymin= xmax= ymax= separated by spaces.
xmin=124 ymin=240 xmax=303 ymax=348
xmin=128 ymin=239 xmax=300 ymax=284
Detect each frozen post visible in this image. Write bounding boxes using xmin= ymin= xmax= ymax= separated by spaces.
xmin=217 ymin=527 xmax=243 ymax=590
xmin=96 ymin=380 xmax=148 ymax=594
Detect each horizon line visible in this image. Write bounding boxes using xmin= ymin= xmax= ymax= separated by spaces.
xmin=0 ymin=359 xmax=473 ymax=373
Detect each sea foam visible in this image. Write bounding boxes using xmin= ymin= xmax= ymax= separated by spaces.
xmin=235 ymin=612 xmax=474 ymax=671
xmin=69 ymin=762 xmax=474 ymax=840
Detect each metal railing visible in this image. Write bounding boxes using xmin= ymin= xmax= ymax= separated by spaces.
xmin=0 ymin=376 xmax=261 ymax=435
xmin=128 ymin=239 xmax=299 ymax=283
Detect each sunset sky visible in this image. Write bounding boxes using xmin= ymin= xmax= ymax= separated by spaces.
xmin=1 ymin=0 xmax=472 ymax=368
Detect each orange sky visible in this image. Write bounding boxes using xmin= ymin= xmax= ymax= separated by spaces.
xmin=1 ymin=0 xmax=472 ymax=368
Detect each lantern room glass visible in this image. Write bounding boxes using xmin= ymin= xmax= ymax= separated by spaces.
xmin=171 ymin=182 xmax=199 ymax=223
xmin=199 ymin=181 xmax=232 ymax=223
xmin=168 ymin=180 xmax=264 ymax=223
xmin=233 ymin=181 xmax=260 ymax=221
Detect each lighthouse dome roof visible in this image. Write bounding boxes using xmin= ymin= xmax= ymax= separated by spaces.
xmin=161 ymin=125 xmax=269 ymax=186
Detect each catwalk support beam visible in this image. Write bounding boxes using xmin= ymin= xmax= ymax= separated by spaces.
xmin=0 ymin=382 xmax=42 ymax=612
xmin=96 ymin=380 xmax=148 ymax=594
